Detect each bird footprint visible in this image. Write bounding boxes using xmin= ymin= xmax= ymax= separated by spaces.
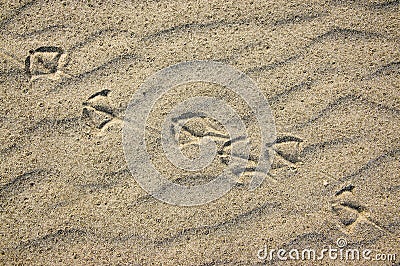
xmin=25 ymin=46 xmax=70 ymax=81
xmin=81 ymin=89 xmax=122 ymax=135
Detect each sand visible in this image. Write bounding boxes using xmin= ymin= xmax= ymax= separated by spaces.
xmin=0 ymin=0 xmax=399 ymax=265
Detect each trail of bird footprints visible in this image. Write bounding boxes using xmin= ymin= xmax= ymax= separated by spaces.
xmin=81 ymin=89 xmax=304 ymax=173
xmin=1 ymin=1 xmax=396 ymax=263
xmin=178 ymin=122 xmax=304 ymax=187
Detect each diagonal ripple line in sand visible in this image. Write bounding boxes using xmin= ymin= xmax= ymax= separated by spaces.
xmin=123 ymin=60 xmax=276 ymax=206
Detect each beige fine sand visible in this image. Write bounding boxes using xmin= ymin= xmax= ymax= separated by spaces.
xmin=0 ymin=0 xmax=399 ymax=265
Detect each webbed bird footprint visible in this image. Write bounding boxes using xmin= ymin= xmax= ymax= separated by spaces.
xmin=272 ymin=135 xmax=304 ymax=170
xmin=81 ymin=89 xmax=122 ymax=134
xmin=25 ymin=46 xmax=70 ymax=81
xmin=331 ymin=185 xmax=384 ymax=234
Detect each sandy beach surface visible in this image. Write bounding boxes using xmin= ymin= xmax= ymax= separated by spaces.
xmin=1 ymin=0 xmax=399 ymax=265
